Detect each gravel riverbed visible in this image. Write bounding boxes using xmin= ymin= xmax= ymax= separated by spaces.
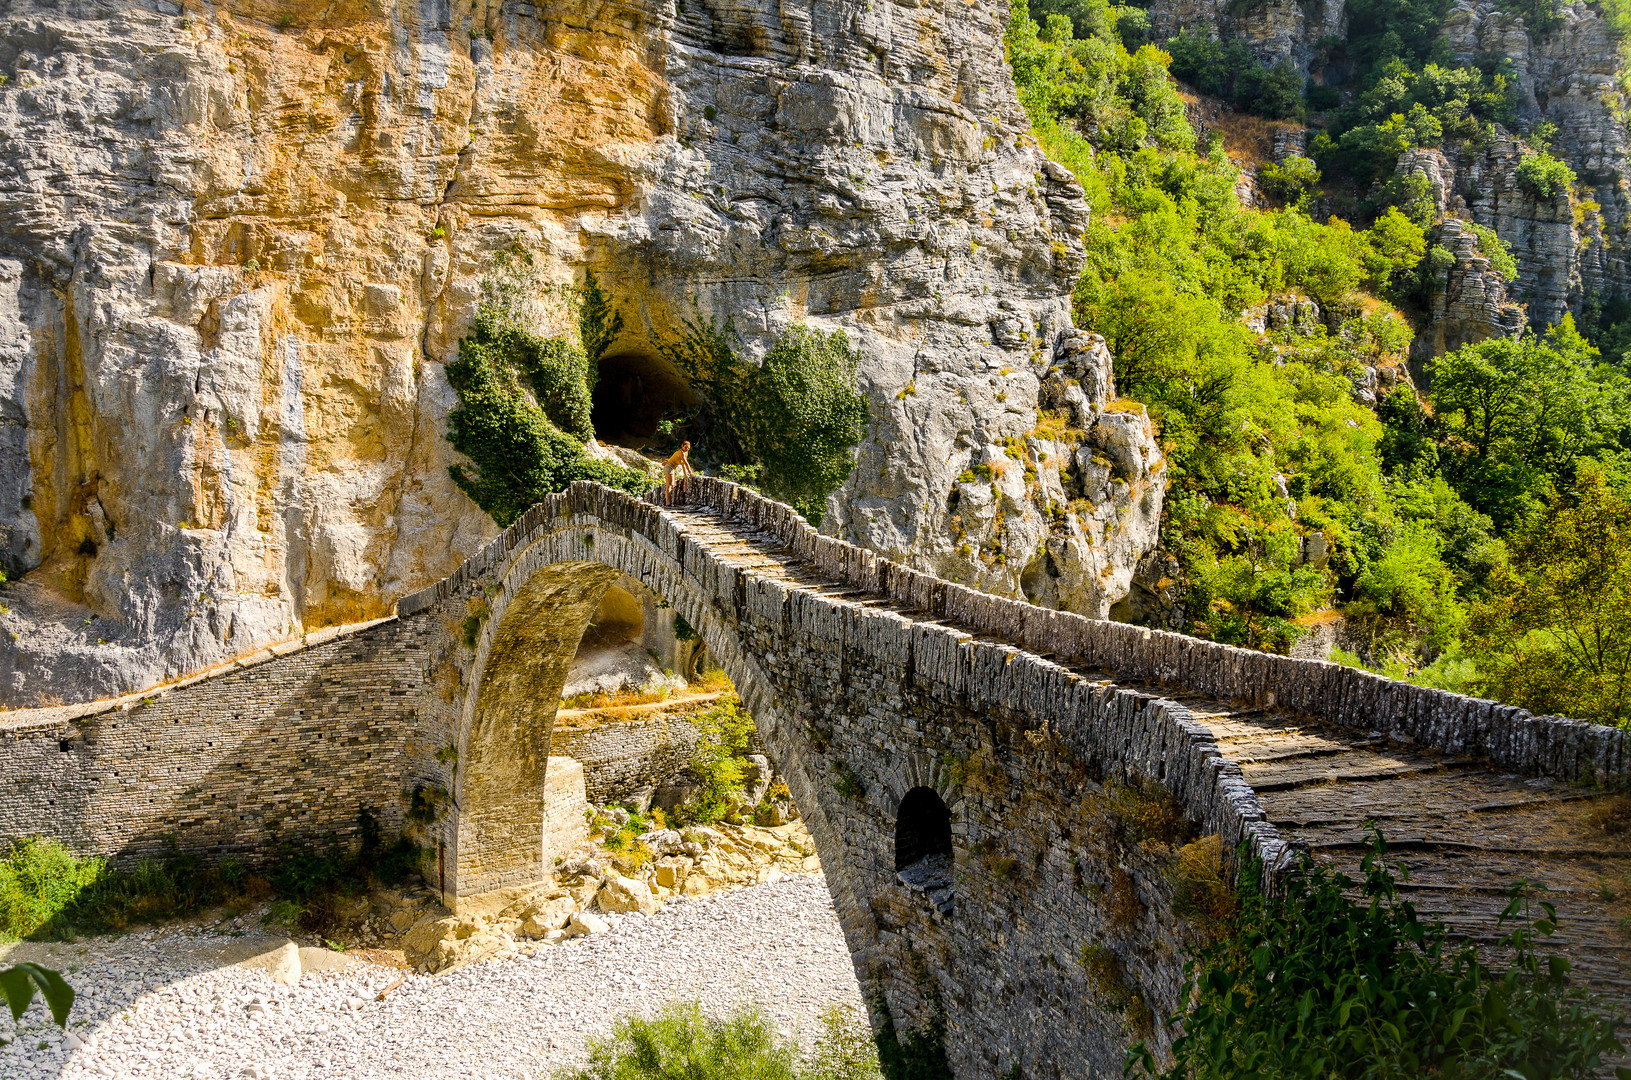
xmin=0 ymin=874 xmax=864 ymax=1080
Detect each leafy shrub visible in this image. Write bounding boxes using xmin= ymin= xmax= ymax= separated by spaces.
xmin=738 ymin=325 xmax=869 ymax=523
xmin=0 ymin=838 xmax=269 ymax=940
xmin=1517 ymin=151 xmax=1575 ymax=201
xmin=682 ymin=697 xmax=757 ymax=824
xmin=1130 ymin=830 xmax=1629 ymax=1079
xmin=663 ymin=314 xmax=868 ymax=524
xmin=1349 ymin=519 xmax=1464 ymax=649
xmin=554 ymin=1001 xmax=883 ymax=1080
xmin=446 ymin=257 xmax=651 ymax=525
xmin=1468 ymin=220 xmax=1519 ymax=282
xmin=1256 ymin=156 xmax=1319 ymax=207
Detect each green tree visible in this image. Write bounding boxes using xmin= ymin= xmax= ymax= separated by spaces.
xmin=1470 ymin=465 xmax=1631 ymax=724
xmin=741 ymin=325 xmax=869 ymax=523
xmin=1428 ymin=317 xmax=1629 ymax=525
xmin=1363 ymin=207 xmax=1427 ymax=292
xmin=1257 ymin=156 xmax=1320 ymax=208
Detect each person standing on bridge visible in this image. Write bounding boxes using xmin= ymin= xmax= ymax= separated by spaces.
xmin=664 ymin=441 xmax=694 ymax=504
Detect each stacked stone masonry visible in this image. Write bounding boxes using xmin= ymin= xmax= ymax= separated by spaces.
xmin=0 ymin=477 xmax=1626 ymax=1075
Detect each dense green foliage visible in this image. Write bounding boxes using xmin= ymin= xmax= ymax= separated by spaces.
xmin=553 ymin=1001 xmax=882 ymax=1080
xmin=661 ymin=311 xmax=868 ymax=524
xmin=1470 ymin=466 xmax=1631 ymax=723
xmin=1165 ymin=31 xmax=1306 ymax=119
xmin=1129 ymin=833 xmax=1628 ymax=1079
xmin=0 ymin=837 xmax=259 ymax=940
xmin=1428 ymin=318 xmax=1630 ymax=527
xmin=1007 ymin=0 xmax=1631 ymax=710
xmin=447 ymin=256 xmax=652 ymax=525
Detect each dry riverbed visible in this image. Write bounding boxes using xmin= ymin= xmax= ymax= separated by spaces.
xmin=0 ymin=874 xmax=863 ymax=1080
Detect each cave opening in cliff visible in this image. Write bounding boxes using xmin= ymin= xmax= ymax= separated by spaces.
xmin=592 ymin=349 xmax=699 ymax=450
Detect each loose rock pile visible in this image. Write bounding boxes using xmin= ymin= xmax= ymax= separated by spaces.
xmin=401 ymin=813 xmax=821 ymax=973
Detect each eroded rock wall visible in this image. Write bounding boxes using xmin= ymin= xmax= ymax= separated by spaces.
xmin=0 ymin=0 xmax=1162 ymax=705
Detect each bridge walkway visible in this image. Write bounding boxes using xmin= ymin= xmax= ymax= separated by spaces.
xmin=665 ymin=504 xmax=1631 ymax=999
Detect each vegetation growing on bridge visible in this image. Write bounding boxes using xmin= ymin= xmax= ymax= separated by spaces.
xmin=1006 ymin=0 xmax=1631 ymax=724
xmin=1130 ymin=831 xmax=1629 ymax=1079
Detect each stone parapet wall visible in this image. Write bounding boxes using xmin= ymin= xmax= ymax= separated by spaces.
xmin=673 ymin=476 xmax=1628 ymax=789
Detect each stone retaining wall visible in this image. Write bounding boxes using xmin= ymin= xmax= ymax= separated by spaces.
xmin=550 ymin=711 xmax=704 ymax=806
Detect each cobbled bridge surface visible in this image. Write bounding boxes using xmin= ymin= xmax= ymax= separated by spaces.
xmin=3 ymin=478 xmax=1629 ymax=1075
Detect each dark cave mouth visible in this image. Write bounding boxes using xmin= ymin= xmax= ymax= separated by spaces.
xmin=591 ymin=351 xmax=698 ymax=450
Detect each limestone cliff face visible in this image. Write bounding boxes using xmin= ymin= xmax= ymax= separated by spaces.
xmin=1147 ymin=0 xmax=1631 ymax=341
xmin=0 ymin=0 xmax=1161 ymax=704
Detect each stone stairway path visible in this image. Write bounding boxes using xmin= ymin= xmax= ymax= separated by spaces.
xmin=665 ymin=504 xmax=1631 ymax=1001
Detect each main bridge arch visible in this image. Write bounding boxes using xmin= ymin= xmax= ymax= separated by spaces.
xmin=440 ymin=500 xmax=806 ymax=901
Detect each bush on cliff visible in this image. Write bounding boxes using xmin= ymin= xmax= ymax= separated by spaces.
xmin=446 ymin=256 xmax=651 ymax=526
xmin=661 ymin=311 xmax=868 ymax=525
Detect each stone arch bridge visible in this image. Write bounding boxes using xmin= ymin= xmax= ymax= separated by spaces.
xmin=2 ymin=479 xmax=1628 ymax=1075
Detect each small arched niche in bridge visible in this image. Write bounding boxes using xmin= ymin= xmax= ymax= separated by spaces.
xmin=895 ymin=786 xmax=955 ymax=918
xmin=896 ymin=786 xmax=953 ymax=870
xmin=591 ymin=347 xmax=698 ymax=449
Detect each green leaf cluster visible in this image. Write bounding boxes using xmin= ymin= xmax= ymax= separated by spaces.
xmin=1516 ymin=151 xmax=1577 ymax=201
xmin=0 ymin=963 xmax=72 ymax=1031
xmin=554 ymin=1000 xmax=882 ymax=1080
xmin=662 ymin=312 xmax=868 ymax=525
xmin=446 ymin=261 xmax=652 ymax=526
xmin=1129 ymin=831 xmax=1628 ymax=1080
xmin=681 ymin=696 xmax=758 ymax=825
xmin=1470 ymin=465 xmax=1631 ymax=724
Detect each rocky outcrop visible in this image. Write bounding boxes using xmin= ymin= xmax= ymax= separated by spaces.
xmin=1419 ymin=218 xmax=1529 ymax=357
xmin=1144 ymin=0 xmax=1345 ymax=75
xmin=1158 ymin=0 xmax=1629 ymax=340
xmin=0 ymin=0 xmax=1161 ymax=705
xmin=900 ymin=328 xmax=1165 ymax=619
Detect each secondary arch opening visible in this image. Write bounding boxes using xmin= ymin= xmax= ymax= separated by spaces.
xmin=592 ymin=349 xmax=698 ymax=450
xmin=895 ymin=786 xmax=952 ymax=871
